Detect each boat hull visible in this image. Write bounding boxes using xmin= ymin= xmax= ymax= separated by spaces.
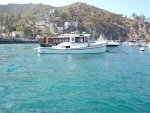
xmin=128 ymin=42 xmax=141 ymax=46
xmin=106 ymin=45 xmax=119 ymax=52
xmin=96 ymin=40 xmax=120 ymax=52
xmin=37 ymin=44 xmax=106 ymax=54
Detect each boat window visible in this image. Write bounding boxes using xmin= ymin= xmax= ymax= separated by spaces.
xmin=53 ymin=39 xmax=56 ymax=43
xmin=75 ymin=37 xmax=84 ymax=42
xmin=56 ymin=39 xmax=58 ymax=43
xmin=49 ymin=39 xmax=53 ymax=43
xmin=72 ymin=38 xmax=74 ymax=42
xmin=58 ymin=39 xmax=61 ymax=43
xmin=84 ymin=36 xmax=88 ymax=42
xmin=52 ymin=39 xmax=55 ymax=43
xmin=65 ymin=39 xmax=68 ymax=42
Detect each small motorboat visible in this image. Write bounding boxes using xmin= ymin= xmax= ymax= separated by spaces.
xmin=140 ymin=47 xmax=144 ymax=51
xmin=96 ymin=35 xmax=120 ymax=52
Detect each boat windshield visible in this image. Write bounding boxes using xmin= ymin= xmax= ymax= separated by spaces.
xmin=75 ymin=36 xmax=88 ymax=43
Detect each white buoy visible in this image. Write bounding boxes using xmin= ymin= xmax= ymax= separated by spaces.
xmin=140 ymin=47 xmax=144 ymax=51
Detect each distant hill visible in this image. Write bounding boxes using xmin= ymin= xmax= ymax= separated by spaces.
xmin=0 ymin=3 xmax=55 ymax=16
xmin=0 ymin=2 xmax=150 ymax=41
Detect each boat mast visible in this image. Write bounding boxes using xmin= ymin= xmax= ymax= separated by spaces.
xmin=138 ymin=18 xmax=141 ymax=38
xmin=0 ymin=22 xmax=2 ymax=34
xmin=49 ymin=9 xmax=54 ymax=36
xmin=92 ymin=23 xmax=95 ymax=40
xmin=130 ymin=22 xmax=132 ymax=39
xmin=76 ymin=19 xmax=78 ymax=31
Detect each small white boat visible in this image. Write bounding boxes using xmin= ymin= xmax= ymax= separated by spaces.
xmin=105 ymin=41 xmax=120 ymax=52
xmin=128 ymin=41 xmax=141 ymax=46
xmin=36 ymin=34 xmax=106 ymax=54
xmin=95 ymin=35 xmax=120 ymax=52
xmin=140 ymin=47 xmax=144 ymax=51
xmin=146 ymin=43 xmax=150 ymax=48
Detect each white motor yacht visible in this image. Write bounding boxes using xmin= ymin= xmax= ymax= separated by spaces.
xmin=37 ymin=34 xmax=106 ymax=54
xmin=95 ymin=35 xmax=120 ymax=52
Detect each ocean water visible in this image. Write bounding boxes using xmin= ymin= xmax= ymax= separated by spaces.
xmin=0 ymin=44 xmax=150 ymax=113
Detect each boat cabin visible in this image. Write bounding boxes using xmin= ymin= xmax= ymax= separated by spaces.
xmin=39 ymin=33 xmax=91 ymax=47
xmin=39 ymin=37 xmax=70 ymax=44
xmin=56 ymin=34 xmax=91 ymax=49
xmin=70 ymin=34 xmax=89 ymax=43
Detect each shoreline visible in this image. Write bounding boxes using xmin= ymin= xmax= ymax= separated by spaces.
xmin=0 ymin=39 xmax=38 ymax=44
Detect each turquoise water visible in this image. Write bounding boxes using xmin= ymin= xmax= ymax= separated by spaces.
xmin=0 ymin=44 xmax=150 ymax=113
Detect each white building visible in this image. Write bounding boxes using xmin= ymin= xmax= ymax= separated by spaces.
xmin=64 ymin=21 xmax=78 ymax=30
xmin=64 ymin=21 xmax=70 ymax=30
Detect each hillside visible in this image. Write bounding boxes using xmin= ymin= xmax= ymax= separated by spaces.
xmin=0 ymin=2 xmax=150 ymax=41
xmin=0 ymin=3 xmax=55 ymax=16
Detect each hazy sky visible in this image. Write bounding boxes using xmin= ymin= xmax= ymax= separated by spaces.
xmin=0 ymin=0 xmax=150 ymax=18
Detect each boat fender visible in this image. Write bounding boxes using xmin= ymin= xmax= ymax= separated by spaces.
xmin=88 ymin=43 xmax=90 ymax=47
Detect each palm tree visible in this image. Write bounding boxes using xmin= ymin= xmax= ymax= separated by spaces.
xmin=29 ymin=20 xmax=36 ymax=37
xmin=3 ymin=14 xmax=14 ymax=37
xmin=23 ymin=26 xmax=32 ymax=39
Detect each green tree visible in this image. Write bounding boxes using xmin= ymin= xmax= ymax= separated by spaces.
xmin=23 ymin=26 xmax=32 ymax=38
xmin=3 ymin=14 xmax=16 ymax=37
